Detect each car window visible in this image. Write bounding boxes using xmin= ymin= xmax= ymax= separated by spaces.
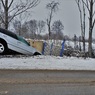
xmin=17 ymin=36 xmax=30 ymax=46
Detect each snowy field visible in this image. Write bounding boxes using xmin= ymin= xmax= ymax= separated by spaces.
xmin=0 ymin=55 xmax=95 ymax=70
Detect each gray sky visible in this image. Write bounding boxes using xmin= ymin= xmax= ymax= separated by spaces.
xmin=29 ymin=0 xmax=95 ymax=38
xmin=10 ymin=0 xmax=94 ymax=38
xmin=30 ymin=0 xmax=80 ymax=38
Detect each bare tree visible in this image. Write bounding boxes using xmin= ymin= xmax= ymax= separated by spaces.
xmin=13 ymin=11 xmax=31 ymax=36
xmin=75 ymin=0 xmax=86 ymax=54
xmin=13 ymin=20 xmax=29 ymax=37
xmin=27 ymin=20 xmax=38 ymax=39
xmin=75 ymin=0 xmax=95 ymax=57
xmin=13 ymin=20 xmax=21 ymax=35
xmin=46 ymin=1 xmax=59 ymax=39
xmin=0 ymin=0 xmax=40 ymax=29
xmin=51 ymin=20 xmax=64 ymax=39
xmin=73 ymin=34 xmax=77 ymax=50
xmin=37 ymin=20 xmax=45 ymax=34
xmin=83 ymin=0 xmax=95 ymax=57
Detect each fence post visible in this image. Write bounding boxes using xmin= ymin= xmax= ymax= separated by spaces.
xmin=60 ymin=40 xmax=65 ymax=57
xmin=50 ymin=42 xmax=53 ymax=55
xmin=42 ymin=42 xmax=47 ymax=55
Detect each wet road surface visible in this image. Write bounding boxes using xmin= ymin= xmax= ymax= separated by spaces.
xmin=0 ymin=70 xmax=95 ymax=95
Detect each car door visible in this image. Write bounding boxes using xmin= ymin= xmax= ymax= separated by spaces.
xmin=17 ymin=36 xmax=33 ymax=54
xmin=1 ymin=31 xmax=18 ymax=51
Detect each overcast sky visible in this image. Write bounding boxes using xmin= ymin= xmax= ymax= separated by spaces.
xmin=30 ymin=0 xmax=80 ymax=38
xmin=10 ymin=0 xmax=94 ymax=38
xmin=27 ymin=0 xmax=95 ymax=38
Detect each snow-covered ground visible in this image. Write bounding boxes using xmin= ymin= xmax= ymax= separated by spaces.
xmin=0 ymin=55 xmax=95 ymax=70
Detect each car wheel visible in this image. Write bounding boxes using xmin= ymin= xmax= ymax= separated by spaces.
xmin=0 ymin=42 xmax=7 ymax=54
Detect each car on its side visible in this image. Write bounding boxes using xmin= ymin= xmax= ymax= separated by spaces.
xmin=0 ymin=28 xmax=41 ymax=55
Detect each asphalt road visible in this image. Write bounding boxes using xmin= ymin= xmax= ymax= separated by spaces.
xmin=0 ymin=70 xmax=95 ymax=95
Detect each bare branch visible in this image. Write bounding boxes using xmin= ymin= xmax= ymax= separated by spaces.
xmin=92 ymin=10 xmax=95 ymax=17
xmin=0 ymin=16 xmax=5 ymax=24
xmin=75 ymin=0 xmax=81 ymax=12
xmin=92 ymin=19 xmax=95 ymax=29
xmin=9 ymin=6 xmax=19 ymax=13
xmin=83 ymin=0 xmax=90 ymax=12
xmin=46 ymin=1 xmax=59 ymax=12
xmin=75 ymin=0 xmax=83 ymax=33
xmin=46 ymin=1 xmax=59 ymax=39
xmin=8 ymin=2 xmax=37 ymax=23
xmin=1 ymin=0 xmax=5 ymax=9
xmin=8 ymin=0 xmax=14 ymax=9
xmin=0 ymin=0 xmax=40 ymax=29
xmin=9 ymin=0 xmax=39 ymax=16
xmin=94 ymin=0 xmax=95 ymax=3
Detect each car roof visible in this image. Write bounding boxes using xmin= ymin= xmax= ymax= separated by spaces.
xmin=0 ymin=28 xmax=18 ymax=39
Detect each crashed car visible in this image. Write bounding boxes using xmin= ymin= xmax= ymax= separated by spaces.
xmin=0 ymin=28 xmax=41 ymax=55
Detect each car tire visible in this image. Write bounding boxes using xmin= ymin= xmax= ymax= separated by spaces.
xmin=0 ymin=42 xmax=7 ymax=54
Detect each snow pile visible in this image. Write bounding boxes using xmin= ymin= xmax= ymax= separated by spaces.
xmin=0 ymin=55 xmax=95 ymax=70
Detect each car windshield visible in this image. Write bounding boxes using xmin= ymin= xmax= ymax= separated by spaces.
xmin=17 ymin=36 xmax=30 ymax=46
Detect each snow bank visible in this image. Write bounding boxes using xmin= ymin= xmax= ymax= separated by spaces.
xmin=0 ymin=55 xmax=95 ymax=70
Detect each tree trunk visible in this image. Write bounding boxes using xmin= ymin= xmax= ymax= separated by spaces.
xmin=88 ymin=30 xmax=92 ymax=57
xmin=88 ymin=0 xmax=93 ymax=57
xmin=83 ymin=1 xmax=86 ymax=56
xmin=83 ymin=36 xmax=85 ymax=52
xmin=48 ymin=25 xmax=51 ymax=39
xmin=4 ymin=0 xmax=9 ymax=29
xmin=5 ymin=9 xmax=8 ymax=29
